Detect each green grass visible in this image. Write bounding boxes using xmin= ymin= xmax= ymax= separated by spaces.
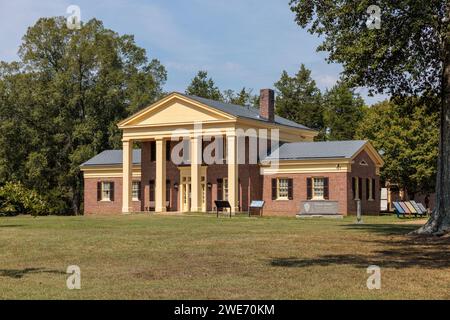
xmin=1 ymin=213 xmax=450 ymax=299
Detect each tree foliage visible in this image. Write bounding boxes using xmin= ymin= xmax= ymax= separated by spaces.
xmin=356 ymin=98 xmax=439 ymax=195
xmin=185 ymin=71 xmax=223 ymax=101
xmin=289 ymin=1 xmax=446 ymax=96
xmin=274 ymin=64 xmax=324 ymax=135
xmin=0 ymin=182 xmax=48 ymax=216
xmin=0 ymin=17 xmax=167 ymax=214
xmin=223 ymin=87 xmax=258 ymax=107
xmin=323 ymin=81 xmax=365 ymax=140
xmin=274 ymin=64 xmax=364 ymax=140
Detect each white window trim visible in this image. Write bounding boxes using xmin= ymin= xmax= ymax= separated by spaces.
xmin=312 ymin=177 xmax=325 ymax=200
xmin=276 ymin=178 xmax=289 ymax=200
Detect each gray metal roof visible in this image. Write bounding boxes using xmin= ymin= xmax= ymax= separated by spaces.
xmin=266 ymin=140 xmax=368 ymax=160
xmin=81 ymin=140 xmax=368 ymax=167
xmin=181 ymin=93 xmax=313 ymax=131
xmin=81 ymin=149 xmax=141 ymax=167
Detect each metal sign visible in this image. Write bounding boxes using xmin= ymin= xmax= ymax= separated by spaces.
xmin=250 ymin=200 xmax=265 ymax=208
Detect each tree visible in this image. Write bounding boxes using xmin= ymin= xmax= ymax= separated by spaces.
xmin=274 ymin=64 xmax=325 ymax=137
xmin=0 ymin=17 xmax=167 ymax=214
xmin=289 ymin=1 xmax=450 ymax=235
xmin=223 ymin=87 xmax=258 ymax=106
xmin=323 ymin=81 xmax=365 ymax=140
xmin=356 ymin=98 xmax=439 ymax=197
xmin=185 ymin=71 xmax=223 ymax=101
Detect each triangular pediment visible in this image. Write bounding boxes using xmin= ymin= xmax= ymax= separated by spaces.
xmin=118 ymin=93 xmax=235 ymax=128
xmin=351 ymin=142 xmax=384 ymax=167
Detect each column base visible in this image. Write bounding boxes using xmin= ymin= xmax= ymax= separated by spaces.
xmin=155 ymin=207 xmax=167 ymax=213
xmin=190 ymin=207 xmax=202 ymax=212
xmin=122 ymin=207 xmax=133 ymax=214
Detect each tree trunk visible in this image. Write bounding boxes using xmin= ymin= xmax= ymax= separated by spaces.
xmin=413 ymin=21 xmax=450 ymax=235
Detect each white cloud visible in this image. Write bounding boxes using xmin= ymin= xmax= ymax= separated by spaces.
xmin=315 ymin=74 xmax=339 ymax=89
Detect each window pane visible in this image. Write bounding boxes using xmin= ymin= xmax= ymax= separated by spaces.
xmin=313 ymin=178 xmax=324 ymax=199
xmin=102 ymin=182 xmax=111 ymax=201
xmin=223 ymin=178 xmax=228 ymax=200
xmin=278 ymin=178 xmax=289 ymax=199
xmin=132 ymin=182 xmax=140 ymax=200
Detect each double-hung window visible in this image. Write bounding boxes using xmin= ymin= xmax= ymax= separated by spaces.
xmin=223 ymin=178 xmax=229 ymax=200
xmin=312 ymin=177 xmax=325 ymax=200
xmin=132 ymin=181 xmax=141 ymax=201
xmin=277 ymin=178 xmax=289 ymax=200
xmin=102 ymin=182 xmax=112 ymax=201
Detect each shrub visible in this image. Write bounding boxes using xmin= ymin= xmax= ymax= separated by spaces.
xmin=0 ymin=182 xmax=48 ymax=216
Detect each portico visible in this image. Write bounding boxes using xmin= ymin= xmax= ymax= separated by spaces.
xmin=117 ymin=93 xmax=251 ymax=214
xmin=120 ymin=132 xmax=240 ymax=214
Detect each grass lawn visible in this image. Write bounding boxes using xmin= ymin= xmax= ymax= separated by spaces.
xmin=1 ymin=213 xmax=450 ymax=299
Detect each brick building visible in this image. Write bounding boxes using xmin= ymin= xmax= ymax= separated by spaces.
xmin=81 ymin=90 xmax=384 ymax=216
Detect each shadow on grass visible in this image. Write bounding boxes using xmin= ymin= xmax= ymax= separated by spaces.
xmin=342 ymin=223 xmax=419 ymax=235
xmin=270 ymin=222 xmax=450 ymax=270
xmin=0 ymin=224 xmax=24 ymax=228
xmin=0 ymin=268 xmax=66 ymax=279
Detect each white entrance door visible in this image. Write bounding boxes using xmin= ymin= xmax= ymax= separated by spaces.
xmin=179 ymin=167 xmax=207 ymax=212
xmin=181 ymin=176 xmax=191 ymax=212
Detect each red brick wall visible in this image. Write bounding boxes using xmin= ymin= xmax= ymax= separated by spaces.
xmin=347 ymin=150 xmax=380 ymax=215
xmin=84 ymin=177 xmax=141 ymax=214
xmin=205 ymin=136 xmax=263 ymax=212
xmin=140 ymin=140 xmax=180 ymax=212
xmin=207 ymin=164 xmax=262 ymax=212
xmin=262 ymin=172 xmax=348 ymax=216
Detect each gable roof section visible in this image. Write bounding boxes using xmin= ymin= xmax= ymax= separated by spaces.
xmin=118 ymin=92 xmax=315 ymax=131
xmin=81 ymin=150 xmax=141 ymax=167
xmin=182 ymin=94 xmax=313 ymax=130
xmin=266 ymin=140 xmax=384 ymax=165
xmin=118 ymin=93 xmax=234 ymax=127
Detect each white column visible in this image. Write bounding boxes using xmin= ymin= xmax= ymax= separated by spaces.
xmin=227 ymin=133 xmax=239 ymax=213
xmin=155 ymin=138 xmax=167 ymax=212
xmin=190 ymin=135 xmax=202 ymax=212
xmin=179 ymin=182 xmax=184 ymax=212
xmin=122 ymin=139 xmax=133 ymax=213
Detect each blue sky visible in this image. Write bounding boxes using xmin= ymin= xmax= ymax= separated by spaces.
xmin=0 ymin=0 xmax=388 ymax=105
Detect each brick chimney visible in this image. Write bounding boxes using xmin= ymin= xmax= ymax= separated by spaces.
xmin=259 ymin=89 xmax=274 ymax=122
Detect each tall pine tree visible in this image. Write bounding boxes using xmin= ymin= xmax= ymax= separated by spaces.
xmin=274 ymin=64 xmax=324 ymax=137
xmin=323 ymin=82 xmax=365 ymax=140
xmin=185 ymin=71 xmax=223 ymax=101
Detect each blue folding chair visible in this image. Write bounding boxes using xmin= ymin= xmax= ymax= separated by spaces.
xmin=392 ymin=201 xmax=405 ymax=218
xmin=410 ymin=200 xmax=426 ymax=217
